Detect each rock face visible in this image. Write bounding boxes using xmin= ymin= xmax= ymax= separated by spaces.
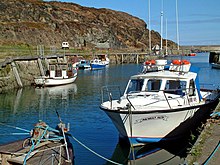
xmin=0 ymin=0 xmax=176 ymax=49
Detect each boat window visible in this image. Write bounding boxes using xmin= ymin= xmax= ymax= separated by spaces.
xmin=126 ymin=79 xmax=144 ymax=94
xmin=68 ymin=64 xmax=72 ymax=70
xmin=145 ymin=79 xmax=162 ymax=92
xmin=49 ymin=65 xmax=55 ymax=71
xmin=61 ymin=65 xmax=66 ymax=71
xmin=165 ymin=80 xmax=186 ymax=95
xmin=189 ymin=79 xmax=196 ymax=96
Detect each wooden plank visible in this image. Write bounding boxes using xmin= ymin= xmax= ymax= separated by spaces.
xmin=7 ymin=150 xmax=38 ymax=165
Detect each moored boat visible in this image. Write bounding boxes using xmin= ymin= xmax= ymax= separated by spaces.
xmin=97 ymin=54 xmax=110 ymax=65
xmin=188 ymin=53 xmax=196 ymax=56
xmin=90 ymin=59 xmax=106 ymax=70
xmin=0 ymin=120 xmax=74 ymax=165
xmin=77 ymin=59 xmax=91 ymax=70
xmin=34 ymin=61 xmax=77 ymax=87
xmin=100 ymin=59 xmax=220 ymax=146
xmin=209 ymin=51 xmax=220 ymax=69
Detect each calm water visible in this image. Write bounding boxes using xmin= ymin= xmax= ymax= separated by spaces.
xmin=0 ymin=52 xmax=220 ymax=165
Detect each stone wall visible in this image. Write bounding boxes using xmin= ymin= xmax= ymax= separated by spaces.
xmin=0 ymin=60 xmax=40 ymax=93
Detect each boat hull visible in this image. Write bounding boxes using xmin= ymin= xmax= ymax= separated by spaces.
xmin=211 ymin=63 xmax=220 ymax=69
xmin=44 ymin=75 xmax=77 ymax=86
xmin=101 ymin=99 xmax=219 ymax=146
xmin=90 ymin=63 xmax=106 ymax=70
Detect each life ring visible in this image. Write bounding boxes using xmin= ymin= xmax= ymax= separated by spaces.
xmin=172 ymin=59 xmax=190 ymax=65
xmin=145 ymin=60 xmax=156 ymax=65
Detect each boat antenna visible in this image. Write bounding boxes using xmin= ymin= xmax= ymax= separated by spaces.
xmin=165 ymin=18 xmax=168 ymax=55
xmin=148 ymin=0 xmax=151 ymax=55
xmin=160 ymin=0 xmax=164 ymax=54
xmin=176 ymin=0 xmax=180 ymax=50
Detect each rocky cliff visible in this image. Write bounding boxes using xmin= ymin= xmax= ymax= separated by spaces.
xmin=0 ymin=0 xmax=176 ymax=50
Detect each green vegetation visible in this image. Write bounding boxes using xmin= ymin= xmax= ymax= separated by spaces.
xmin=0 ymin=64 xmax=11 ymax=77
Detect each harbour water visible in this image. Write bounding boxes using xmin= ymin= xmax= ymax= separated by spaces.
xmin=0 ymin=52 xmax=220 ymax=164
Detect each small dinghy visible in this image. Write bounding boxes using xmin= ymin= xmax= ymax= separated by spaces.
xmin=0 ymin=121 xmax=74 ymax=165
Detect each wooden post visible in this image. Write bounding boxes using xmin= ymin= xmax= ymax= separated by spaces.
xmin=136 ymin=54 xmax=139 ymax=64
xmin=37 ymin=58 xmax=45 ymax=76
xmin=121 ymin=54 xmax=124 ymax=64
xmin=11 ymin=62 xmax=23 ymax=88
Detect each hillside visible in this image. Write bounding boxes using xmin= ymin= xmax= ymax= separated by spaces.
xmin=0 ymin=0 xmax=176 ymax=50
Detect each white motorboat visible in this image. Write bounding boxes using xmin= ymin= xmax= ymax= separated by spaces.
xmin=34 ymin=62 xmax=77 ymax=87
xmin=100 ymin=59 xmax=220 ymax=146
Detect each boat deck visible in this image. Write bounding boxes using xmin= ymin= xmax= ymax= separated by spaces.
xmin=0 ymin=139 xmax=73 ymax=165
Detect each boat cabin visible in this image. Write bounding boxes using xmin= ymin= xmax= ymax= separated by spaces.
xmin=46 ymin=62 xmax=75 ymax=78
xmin=124 ymin=61 xmax=201 ymax=105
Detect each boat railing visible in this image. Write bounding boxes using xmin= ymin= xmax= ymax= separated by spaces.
xmin=101 ymin=85 xmax=218 ymax=110
xmin=126 ymin=87 xmax=204 ymax=109
xmin=101 ymin=85 xmax=122 ymax=107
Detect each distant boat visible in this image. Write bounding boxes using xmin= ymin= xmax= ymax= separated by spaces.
xmin=34 ymin=62 xmax=77 ymax=87
xmin=100 ymin=59 xmax=220 ymax=146
xmin=90 ymin=59 xmax=106 ymax=70
xmin=209 ymin=51 xmax=220 ymax=69
xmin=77 ymin=59 xmax=91 ymax=70
xmin=188 ymin=53 xmax=196 ymax=56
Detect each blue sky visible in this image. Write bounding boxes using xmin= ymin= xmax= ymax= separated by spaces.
xmin=47 ymin=0 xmax=220 ymax=46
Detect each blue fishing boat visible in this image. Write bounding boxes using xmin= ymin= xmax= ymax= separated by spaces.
xmin=90 ymin=59 xmax=106 ymax=70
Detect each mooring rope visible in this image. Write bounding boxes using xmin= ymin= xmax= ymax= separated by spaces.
xmin=69 ymin=134 xmax=123 ymax=165
xmin=203 ymin=140 xmax=220 ymax=165
xmin=0 ymin=122 xmax=30 ymax=132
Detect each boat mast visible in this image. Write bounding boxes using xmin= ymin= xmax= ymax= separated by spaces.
xmin=148 ymin=0 xmax=151 ymax=55
xmin=165 ymin=18 xmax=168 ymax=55
xmin=176 ymin=0 xmax=180 ymax=50
xmin=160 ymin=0 xmax=163 ymax=53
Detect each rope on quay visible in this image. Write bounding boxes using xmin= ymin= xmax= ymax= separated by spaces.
xmin=210 ymin=112 xmax=220 ymax=117
xmin=68 ymin=133 xmax=123 ymax=165
xmin=203 ymin=140 xmax=220 ymax=165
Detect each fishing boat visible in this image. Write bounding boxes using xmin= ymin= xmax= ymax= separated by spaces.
xmin=209 ymin=51 xmax=220 ymax=69
xmin=0 ymin=120 xmax=74 ymax=165
xmin=100 ymin=59 xmax=220 ymax=146
xmin=34 ymin=62 xmax=77 ymax=87
xmin=97 ymin=54 xmax=110 ymax=65
xmin=90 ymin=59 xmax=106 ymax=70
xmin=188 ymin=53 xmax=196 ymax=56
xmin=77 ymin=59 xmax=91 ymax=70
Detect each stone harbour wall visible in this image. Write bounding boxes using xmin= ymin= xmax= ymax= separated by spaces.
xmin=0 ymin=60 xmax=40 ymax=93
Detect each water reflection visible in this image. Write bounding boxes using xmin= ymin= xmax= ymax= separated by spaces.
xmin=35 ymin=83 xmax=77 ymax=100
xmin=108 ymin=127 xmax=202 ymax=165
